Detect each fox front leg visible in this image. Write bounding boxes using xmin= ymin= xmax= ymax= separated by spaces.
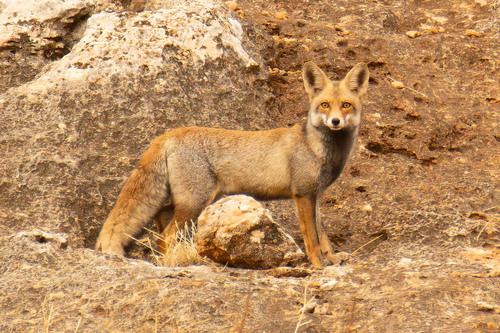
xmin=315 ymin=201 xmax=349 ymax=265
xmin=294 ymin=195 xmax=324 ymax=269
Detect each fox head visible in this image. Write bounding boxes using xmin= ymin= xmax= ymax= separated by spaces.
xmin=303 ymin=62 xmax=369 ymax=131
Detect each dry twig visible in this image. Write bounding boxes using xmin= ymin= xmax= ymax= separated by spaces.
xmin=294 ymin=277 xmax=314 ymax=333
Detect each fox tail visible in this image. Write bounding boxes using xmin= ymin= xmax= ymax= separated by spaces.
xmin=95 ymin=135 xmax=170 ymax=254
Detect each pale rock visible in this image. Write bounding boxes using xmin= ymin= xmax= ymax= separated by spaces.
xmin=196 ymin=195 xmax=305 ymax=269
xmin=391 ymin=80 xmax=405 ymax=89
xmin=274 ymin=11 xmax=288 ymax=20
xmin=406 ymin=30 xmax=421 ymax=38
xmin=0 ymin=0 xmax=274 ymax=246
xmin=320 ymin=278 xmax=339 ymax=291
xmin=362 ymin=204 xmax=373 ymax=212
xmin=303 ymin=300 xmax=318 ymax=313
xmin=465 ymin=29 xmax=480 ymax=37
xmin=225 ymin=1 xmax=240 ymax=11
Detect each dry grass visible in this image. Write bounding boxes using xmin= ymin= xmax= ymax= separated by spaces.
xmin=294 ymin=277 xmax=313 ymax=333
xmin=159 ymin=223 xmax=204 ymax=267
xmin=42 ymin=296 xmax=54 ymax=333
xmin=129 ymin=223 xmax=204 ymax=267
xmin=231 ymin=292 xmax=254 ymax=333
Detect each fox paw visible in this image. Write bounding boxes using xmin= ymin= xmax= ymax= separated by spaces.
xmin=325 ymin=251 xmax=350 ymax=265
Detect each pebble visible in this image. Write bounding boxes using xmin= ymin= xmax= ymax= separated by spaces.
xmin=303 ymin=300 xmax=318 ymax=313
xmin=362 ymin=204 xmax=373 ymax=212
xmin=429 ymin=27 xmax=445 ymax=34
xmin=274 ymin=11 xmax=288 ymax=20
xmin=391 ymin=81 xmax=405 ymax=89
xmin=406 ymin=30 xmax=421 ymax=38
xmin=225 ymin=1 xmax=240 ymax=11
xmin=466 ymin=29 xmax=480 ymax=37
xmin=320 ymin=278 xmax=339 ymax=291
xmin=314 ymin=303 xmax=331 ymax=315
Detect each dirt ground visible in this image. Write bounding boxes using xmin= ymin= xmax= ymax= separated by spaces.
xmin=1 ymin=0 xmax=499 ymax=332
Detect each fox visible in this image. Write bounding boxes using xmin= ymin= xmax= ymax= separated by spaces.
xmin=95 ymin=61 xmax=369 ymax=269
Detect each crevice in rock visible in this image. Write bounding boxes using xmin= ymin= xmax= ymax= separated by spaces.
xmin=0 ymin=6 xmax=93 ymax=93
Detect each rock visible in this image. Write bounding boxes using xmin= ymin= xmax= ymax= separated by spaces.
xmin=16 ymin=229 xmax=69 ymax=250
xmin=225 ymin=1 xmax=240 ymax=11
xmin=362 ymin=204 xmax=373 ymax=212
xmin=0 ymin=0 xmax=275 ymax=248
xmin=405 ymin=30 xmax=421 ymax=38
xmin=320 ymin=278 xmax=339 ymax=291
xmin=391 ymin=80 xmax=405 ymax=89
xmin=303 ymin=300 xmax=318 ymax=313
xmin=314 ymin=303 xmax=332 ymax=315
xmin=274 ymin=11 xmax=289 ymax=20
xmin=465 ymin=29 xmax=480 ymax=37
xmin=428 ymin=27 xmax=444 ymax=34
xmin=195 ymin=195 xmax=305 ymax=269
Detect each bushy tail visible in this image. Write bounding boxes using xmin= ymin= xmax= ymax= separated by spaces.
xmin=95 ymin=135 xmax=170 ymax=255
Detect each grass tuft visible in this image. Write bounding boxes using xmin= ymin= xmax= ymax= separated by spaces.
xmin=129 ymin=223 xmax=204 ymax=267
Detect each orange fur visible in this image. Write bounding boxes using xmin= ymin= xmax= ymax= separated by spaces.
xmin=96 ymin=62 xmax=369 ymax=268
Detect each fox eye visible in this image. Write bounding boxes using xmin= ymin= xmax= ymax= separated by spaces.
xmin=342 ymin=102 xmax=352 ymax=109
xmin=320 ymin=102 xmax=330 ymax=109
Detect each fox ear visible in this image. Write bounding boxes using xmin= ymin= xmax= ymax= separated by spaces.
xmin=302 ymin=62 xmax=329 ymax=97
xmin=344 ymin=63 xmax=369 ymax=96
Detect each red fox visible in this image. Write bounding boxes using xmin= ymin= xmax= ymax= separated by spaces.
xmin=96 ymin=62 xmax=369 ymax=268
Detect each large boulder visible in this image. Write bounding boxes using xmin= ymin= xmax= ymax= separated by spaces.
xmin=0 ymin=0 xmax=275 ymax=248
xmin=196 ymin=195 xmax=305 ymax=269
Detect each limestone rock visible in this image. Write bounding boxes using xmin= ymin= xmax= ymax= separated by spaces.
xmin=0 ymin=0 xmax=274 ymax=248
xmin=196 ymin=195 xmax=305 ymax=269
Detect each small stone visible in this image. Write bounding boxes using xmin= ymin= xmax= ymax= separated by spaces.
xmin=428 ymin=27 xmax=445 ymax=34
xmin=320 ymin=279 xmax=339 ymax=291
xmin=314 ymin=303 xmax=331 ymax=315
xmin=274 ymin=11 xmax=288 ymax=20
xmin=303 ymin=300 xmax=318 ymax=313
xmin=397 ymin=258 xmax=412 ymax=266
xmin=406 ymin=30 xmax=421 ymax=38
xmin=362 ymin=204 xmax=373 ymax=212
xmin=431 ymin=16 xmax=448 ymax=24
xmin=428 ymin=27 xmax=439 ymax=34
xmin=391 ymin=81 xmax=405 ymax=89
xmin=476 ymin=301 xmax=497 ymax=312
xmin=466 ymin=29 xmax=480 ymax=37
xmin=225 ymin=1 xmax=240 ymax=11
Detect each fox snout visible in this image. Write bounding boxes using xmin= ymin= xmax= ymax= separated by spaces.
xmin=328 ymin=116 xmax=344 ymax=130
xmin=324 ymin=108 xmax=350 ymax=131
xmin=330 ymin=117 xmax=341 ymax=127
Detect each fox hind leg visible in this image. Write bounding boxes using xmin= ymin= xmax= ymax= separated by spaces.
xmin=155 ymin=205 xmax=174 ymax=234
xmin=157 ymin=205 xmax=204 ymax=253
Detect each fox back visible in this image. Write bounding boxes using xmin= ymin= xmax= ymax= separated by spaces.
xmin=96 ymin=62 xmax=369 ymax=268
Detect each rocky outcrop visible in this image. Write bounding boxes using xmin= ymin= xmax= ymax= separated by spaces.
xmin=0 ymin=0 xmax=275 ymax=248
xmin=196 ymin=195 xmax=305 ymax=268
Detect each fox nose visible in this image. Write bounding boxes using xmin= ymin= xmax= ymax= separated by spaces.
xmin=331 ymin=118 xmax=341 ymax=126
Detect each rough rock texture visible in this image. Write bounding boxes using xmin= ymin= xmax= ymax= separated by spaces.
xmin=196 ymin=195 xmax=305 ymax=268
xmin=0 ymin=0 xmax=117 ymax=93
xmin=1 ymin=229 xmax=498 ymax=332
xmin=0 ymin=0 xmax=274 ymax=249
xmin=1 ymin=0 xmax=499 ymax=331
